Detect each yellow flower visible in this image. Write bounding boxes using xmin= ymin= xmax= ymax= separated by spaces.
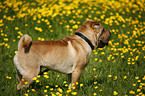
xmin=46 ymin=86 xmax=49 ymax=88
xmin=73 ymin=86 xmax=76 ymax=89
xmin=56 ymin=92 xmax=60 ymax=95
xmin=44 ymin=75 xmax=49 ymax=78
xmin=63 ymin=81 xmax=67 ymax=84
xmin=38 ymin=37 xmax=41 ymax=40
xmin=129 ymin=91 xmax=135 ymax=94
xmin=66 ymin=89 xmax=71 ymax=93
xmin=142 ymin=76 xmax=145 ymax=80
xmin=0 ymin=42 xmax=5 ymax=46
xmin=17 ymin=36 xmax=20 ymax=38
xmin=93 ymin=68 xmax=96 ymax=71
xmin=1 ymin=33 xmax=4 ymax=36
xmin=94 ymin=76 xmax=97 ymax=78
xmin=137 ymin=89 xmax=141 ymax=92
xmin=36 ymin=80 xmax=39 ymax=83
xmin=25 ymin=82 xmax=28 ymax=84
xmin=135 ymin=76 xmax=139 ymax=79
xmin=133 ymin=84 xmax=136 ymax=86
xmin=55 ymin=85 xmax=58 ymax=88
xmin=93 ymin=93 xmax=97 ymax=95
xmin=94 ymin=58 xmax=98 ymax=61
xmin=4 ymin=38 xmax=8 ymax=41
xmin=100 ymin=89 xmax=102 ymax=91
xmin=15 ymin=27 xmax=19 ymax=30
xmin=123 ymin=76 xmax=127 ymax=79
xmin=13 ymin=39 xmax=16 ymax=42
xmin=80 ymin=84 xmax=83 ymax=87
xmin=94 ymin=86 xmax=98 ymax=89
xmin=27 ymin=90 xmax=30 ymax=92
xmin=65 ymin=84 xmax=68 ymax=87
xmin=99 ymin=60 xmax=102 ymax=62
xmin=72 ymin=25 xmax=78 ymax=29
xmin=113 ymin=91 xmax=118 ymax=95
xmin=58 ymin=88 xmax=63 ymax=93
xmin=114 ymin=76 xmax=117 ymax=80
xmin=94 ymin=82 xmax=97 ymax=84
xmin=37 ymin=75 xmax=41 ymax=78
xmin=71 ymin=92 xmax=77 ymax=95
xmin=101 ymin=52 xmax=105 ymax=55
xmin=137 ymin=80 xmax=141 ymax=82
xmin=24 ymin=93 xmax=28 ymax=96
xmin=135 ymin=56 xmax=139 ymax=60
xmin=33 ymin=77 xmax=37 ymax=80
xmin=44 ymin=90 xmax=47 ymax=93
xmin=31 ymin=89 xmax=35 ymax=92
xmin=50 ymin=88 xmax=53 ymax=91
xmin=108 ymin=75 xmax=112 ymax=78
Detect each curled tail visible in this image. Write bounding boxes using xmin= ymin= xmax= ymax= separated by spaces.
xmin=18 ymin=35 xmax=32 ymax=51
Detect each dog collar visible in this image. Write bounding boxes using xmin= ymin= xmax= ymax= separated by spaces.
xmin=75 ymin=32 xmax=94 ymax=50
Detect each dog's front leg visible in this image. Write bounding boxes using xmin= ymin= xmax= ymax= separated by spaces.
xmin=69 ymin=68 xmax=83 ymax=89
xmin=68 ymin=74 xmax=72 ymax=84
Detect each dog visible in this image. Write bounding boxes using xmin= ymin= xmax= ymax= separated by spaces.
xmin=14 ymin=20 xmax=111 ymax=90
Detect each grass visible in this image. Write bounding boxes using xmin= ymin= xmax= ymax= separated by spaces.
xmin=0 ymin=0 xmax=145 ymax=96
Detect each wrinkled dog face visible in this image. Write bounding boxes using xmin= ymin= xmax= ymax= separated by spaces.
xmin=89 ymin=20 xmax=111 ymax=48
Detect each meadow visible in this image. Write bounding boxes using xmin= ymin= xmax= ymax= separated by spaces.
xmin=0 ymin=0 xmax=145 ymax=96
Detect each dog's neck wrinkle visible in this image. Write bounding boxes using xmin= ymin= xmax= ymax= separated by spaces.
xmin=75 ymin=31 xmax=97 ymax=48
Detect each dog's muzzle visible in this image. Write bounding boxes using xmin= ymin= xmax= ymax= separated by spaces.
xmin=98 ymin=40 xmax=108 ymax=48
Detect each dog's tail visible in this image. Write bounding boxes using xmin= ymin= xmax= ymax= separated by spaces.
xmin=18 ymin=35 xmax=32 ymax=51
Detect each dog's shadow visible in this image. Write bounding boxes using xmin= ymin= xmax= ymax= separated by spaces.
xmin=82 ymin=77 xmax=107 ymax=89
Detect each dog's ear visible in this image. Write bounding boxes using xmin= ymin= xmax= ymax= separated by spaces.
xmin=90 ymin=21 xmax=100 ymax=28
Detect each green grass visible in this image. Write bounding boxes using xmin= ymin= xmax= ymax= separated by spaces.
xmin=0 ymin=0 xmax=145 ymax=96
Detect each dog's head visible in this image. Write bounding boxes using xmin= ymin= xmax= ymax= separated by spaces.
xmin=86 ymin=20 xmax=111 ymax=48
xmin=75 ymin=20 xmax=111 ymax=48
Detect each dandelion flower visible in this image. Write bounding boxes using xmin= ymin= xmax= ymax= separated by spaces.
xmin=31 ymin=89 xmax=35 ymax=92
xmin=25 ymin=82 xmax=28 ymax=85
xmin=113 ymin=91 xmax=118 ymax=95
xmin=114 ymin=76 xmax=117 ymax=80
xmin=129 ymin=91 xmax=135 ymax=94
xmin=94 ymin=82 xmax=97 ymax=84
xmin=36 ymin=80 xmax=39 ymax=83
xmin=33 ymin=77 xmax=37 ymax=80
xmin=133 ymin=84 xmax=136 ymax=86
xmin=71 ymin=92 xmax=77 ymax=95
xmin=93 ymin=68 xmax=96 ymax=71
xmin=24 ymin=93 xmax=28 ymax=96
xmin=93 ymin=93 xmax=97 ymax=95
xmin=94 ymin=86 xmax=98 ymax=89
xmin=108 ymin=75 xmax=112 ymax=77
xmin=80 ymin=84 xmax=83 ymax=87
xmin=123 ymin=76 xmax=127 ymax=79
xmin=135 ymin=76 xmax=139 ymax=79
xmin=44 ymin=90 xmax=47 ymax=93
xmin=46 ymin=86 xmax=49 ymax=88
xmin=58 ymin=88 xmax=63 ymax=93
xmin=55 ymin=85 xmax=58 ymax=88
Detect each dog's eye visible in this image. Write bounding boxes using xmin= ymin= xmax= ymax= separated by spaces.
xmin=95 ymin=24 xmax=99 ymax=26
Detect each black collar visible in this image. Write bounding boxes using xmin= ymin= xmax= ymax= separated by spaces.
xmin=75 ymin=32 xmax=94 ymax=50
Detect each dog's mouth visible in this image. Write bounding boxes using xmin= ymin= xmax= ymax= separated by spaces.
xmin=98 ymin=40 xmax=108 ymax=48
